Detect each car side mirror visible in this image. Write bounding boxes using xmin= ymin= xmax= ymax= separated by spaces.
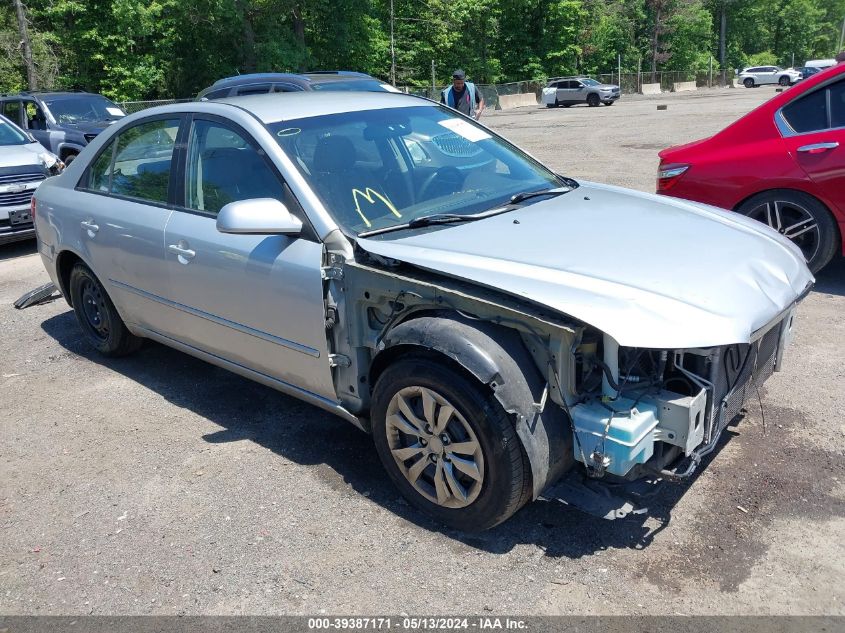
xmin=216 ymin=198 xmax=302 ymax=236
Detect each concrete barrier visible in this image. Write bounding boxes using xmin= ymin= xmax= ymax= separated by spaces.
xmin=498 ymin=93 xmax=538 ymax=110
xmin=640 ymin=83 xmax=661 ymax=95
xmin=672 ymin=81 xmax=697 ymax=92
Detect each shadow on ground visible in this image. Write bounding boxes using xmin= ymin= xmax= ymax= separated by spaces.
xmin=813 ymin=256 xmax=845 ymax=297
xmin=42 ymin=310 xmax=731 ymax=558
xmin=0 ymin=239 xmax=37 ymax=262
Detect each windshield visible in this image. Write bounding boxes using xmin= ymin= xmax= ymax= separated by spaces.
xmin=43 ymin=95 xmax=126 ymax=124
xmin=580 ymin=78 xmax=600 ymax=86
xmin=0 ymin=117 xmax=30 ymax=145
xmin=269 ymin=105 xmax=562 ymax=236
xmin=310 ymin=79 xmax=393 ymax=92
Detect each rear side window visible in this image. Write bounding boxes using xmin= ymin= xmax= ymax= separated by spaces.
xmin=782 ymin=79 xmax=845 ymax=133
xmin=82 ymin=118 xmax=180 ymax=203
xmin=782 ymin=88 xmax=829 ymax=133
xmin=2 ymin=101 xmax=22 ymax=126
xmin=236 ymin=83 xmax=271 ymax=96
xmin=830 ymin=80 xmax=845 ymax=129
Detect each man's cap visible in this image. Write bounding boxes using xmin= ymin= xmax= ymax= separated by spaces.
xmin=836 ymin=50 xmax=845 ymax=63
xmin=452 ymin=69 xmax=466 ymax=79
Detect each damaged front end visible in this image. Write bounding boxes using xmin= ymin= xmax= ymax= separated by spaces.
xmin=564 ymin=303 xmax=800 ymax=486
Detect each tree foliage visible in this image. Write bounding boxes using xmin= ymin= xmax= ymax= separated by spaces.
xmin=1 ymin=0 xmax=843 ymax=100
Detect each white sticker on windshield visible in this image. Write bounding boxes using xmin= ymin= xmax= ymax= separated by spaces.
xmin=437 ymin=118 xmax=491 ymax=142
xmin=106 ymin=107 xmax=125 ymax=117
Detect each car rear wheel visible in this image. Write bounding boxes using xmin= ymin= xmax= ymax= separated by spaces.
xmin=69 ymin=263 xmax=142 ymax=356
xmin=778 ymin=75 xmax=791 ymax=86
xmin=736 ymin=190 xmax=839 ymax=273
xmin=743 ymin=78 xmax=755 ymax=88
xmin=587 ymin=94 xmax=600 ymax=107
xmin=371 ymin=355 xmax=531 ymax=531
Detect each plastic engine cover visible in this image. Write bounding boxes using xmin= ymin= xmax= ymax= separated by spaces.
xmin=571 ymin=399 xmax=659 ymax=476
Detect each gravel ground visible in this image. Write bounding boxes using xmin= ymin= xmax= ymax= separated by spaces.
xmin=1 ymin=87 xmax=843 ymax=616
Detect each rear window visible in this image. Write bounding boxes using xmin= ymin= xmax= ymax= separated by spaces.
xmin=310 ymin=79 xmax=390 ymax=92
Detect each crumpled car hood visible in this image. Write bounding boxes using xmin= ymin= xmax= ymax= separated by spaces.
xmin=357 ymin=182 xmax=813 ymax=349
xmin=0 ymin=143 xmax=45 ymax=169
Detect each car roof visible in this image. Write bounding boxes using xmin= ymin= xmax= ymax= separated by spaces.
xmin=209 ymin=71 xmax=381 ymax=88
xmin=216 ymin=90 xmax=426 ymax=123
xmin=0 ymin=91 xmax=100 ymax=100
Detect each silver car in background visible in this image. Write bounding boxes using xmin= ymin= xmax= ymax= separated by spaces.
xmin=33 ymin=92 xmax=811 ymax=530
xmin=542 ymin=77 xmax=621 ymax=107
xmin=0 ymin=113 xmax=62 ymax=245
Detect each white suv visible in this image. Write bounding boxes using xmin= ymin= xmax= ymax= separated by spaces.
xmin=738 ymin=66 xmax=801 ymax=88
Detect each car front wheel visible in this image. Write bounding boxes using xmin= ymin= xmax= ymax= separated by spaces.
xmin=743 ymin=78 xmax=755 ymax=88
xmin=371 ymin=355 xmax=530 ymax=531
xmin=736 ymin=190 xmax=839 ymax=273
xmin=778 ymin=75 xmax=791 ymax=86
xmin=587 ymin=94 xmax=600 ymax=107
xmin=69 ymin=263 xmax=142 ymax=356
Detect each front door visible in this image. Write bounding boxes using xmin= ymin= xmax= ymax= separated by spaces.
xmin=163 ymin=116 xmax=336 ymax=399
xmin=73 ymin=115 xmax=183 ymax=334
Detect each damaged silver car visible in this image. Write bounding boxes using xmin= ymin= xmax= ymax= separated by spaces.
xmin=32 ymin=92 xmax=813 ymax=530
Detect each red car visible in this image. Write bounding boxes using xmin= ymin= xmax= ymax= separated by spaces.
xmin=658 ymin=64 xmax=845 ymax=272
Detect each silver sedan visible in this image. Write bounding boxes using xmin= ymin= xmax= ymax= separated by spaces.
xmin=33 ymin=92 xmax=811 ymax=530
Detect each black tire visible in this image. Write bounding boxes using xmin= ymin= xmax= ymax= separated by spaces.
xmin=778 ymin=75 xmax=790 ymax=86
xmin=603 ymin=101 xmax=614 ymax=106
xmin=68 ymin=263 xmax=142 ymax=356
xmin=736 ymin=190 xmax=839 ymax=273
xmin=561 ymin=104 xmax=571 ymax=108
xmin=372 ymin=355 xmax=531 ymax=532
xmin=743 ymin=78 xmax=754 ymax=88
xmin=587 ymin=93 xmax=600 ymax=107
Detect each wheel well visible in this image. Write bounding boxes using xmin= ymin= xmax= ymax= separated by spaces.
xmin=55 ymin=250 xmax=84 ymax=307
xmin=59 ymin=148 xmax=78 ymax=161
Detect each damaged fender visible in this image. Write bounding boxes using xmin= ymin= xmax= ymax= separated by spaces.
xmin=374 ymin=314 xmax=572 ymax=498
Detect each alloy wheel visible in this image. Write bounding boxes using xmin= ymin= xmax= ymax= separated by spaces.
xmin=384 ymin=386 xmax=485 ymax=509
xmin=744 ymin=199 xmax=820 ymax=263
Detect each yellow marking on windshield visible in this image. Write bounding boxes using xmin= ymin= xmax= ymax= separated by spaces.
xmin=351 ymin=188 xmax=401 ymax=228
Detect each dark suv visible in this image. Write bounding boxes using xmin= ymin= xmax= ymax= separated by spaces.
xmin=197 ymin=71 xmax=396 ymax=100
xmin=0 ymin=91 xmax=126 ymax=164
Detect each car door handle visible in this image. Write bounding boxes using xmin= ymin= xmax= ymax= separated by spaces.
xmin=168 ymin=243 xmax=196 ymax=261
xmin=80 ymin=219 xmax=99 ymax=234
xmin=797 ymin=142 xmax=839 ymax=154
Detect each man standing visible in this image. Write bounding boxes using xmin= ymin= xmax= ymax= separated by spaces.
xmin=837 ymin=50 xmax=845 ymax=63
xmin=440 ymin=70 xmax=485 ymax=120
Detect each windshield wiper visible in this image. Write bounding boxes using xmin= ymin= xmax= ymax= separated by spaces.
xmin=358 ymin=213 xmax=482 ymax=238
xmin=509 ymin=186 xmax=572 ymax=205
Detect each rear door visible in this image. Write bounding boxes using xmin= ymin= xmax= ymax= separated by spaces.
xmin=779 ymin=76 xmax=845 ymax=220
xmin=74 ymin=115 xmax=184 ymax=334
xmin=162 ymin=115 xmax=335 ymax=398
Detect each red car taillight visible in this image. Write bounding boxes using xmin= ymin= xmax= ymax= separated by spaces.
xmin=657 ymin=163 xmax=690 ymax=192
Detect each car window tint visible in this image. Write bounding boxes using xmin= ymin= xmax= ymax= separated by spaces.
xmin=88 ymin=141 xmax=115 ymax=192
xmin=203 ymin=88 xmax=230 ymax=100
xmin=3 ymin=101 xmax=22 ymax=125
xmin=185 ymin=119 xmax=285 ymax=216
xmin=236 ymin=84 xmax=271 ymax=96
xmin=829 ymin=80 xmax=845 ymax=129
xmin=110 ymin=118 xmax=179 ymax=203
xmin=274 ymin=83 xmax=303 ymax=92
xmin=782 ymin=88 xmax=828 ymax=133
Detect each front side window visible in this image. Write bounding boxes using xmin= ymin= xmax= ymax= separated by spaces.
xmin=86 ymin=118 xmax=179 ymax=203
xmin=236 ymin=83 xmax=272 ymax=96
xmin=830 ymin=80 xmax=845 ymax=129
xmin=185 ymin=119 xmax=286 ymax=216
xmin=270 ymin=105 xmax=562 ymax=236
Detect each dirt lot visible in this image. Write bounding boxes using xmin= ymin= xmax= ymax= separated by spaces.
xmin=1 ymin=87 xmax=843 ymax=616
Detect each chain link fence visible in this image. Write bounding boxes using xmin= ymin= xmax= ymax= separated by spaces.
xmin=116 ymin=98 xmax=194 ymax=114
xmin=117 ymin=71 xmax=734 ymax=113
